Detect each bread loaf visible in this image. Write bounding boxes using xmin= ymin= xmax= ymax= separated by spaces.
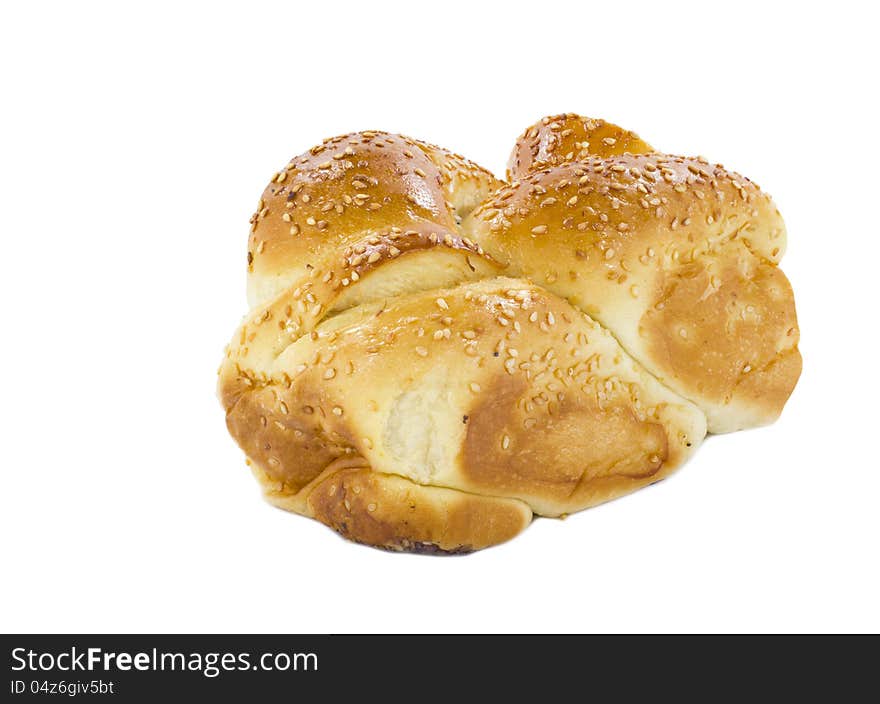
xmin=219 ymin=117 xmax=800 ymax=552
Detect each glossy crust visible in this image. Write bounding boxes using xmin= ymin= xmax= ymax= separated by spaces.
xmin=465 ymin=152 xmax=801 ymax=431
xmin=508 ymin=113 xmax=653 ymax=180
xmin=246 ymin=131 xmax=501 ymax=308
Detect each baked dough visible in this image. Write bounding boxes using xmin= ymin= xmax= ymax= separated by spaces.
xmin=219 ymin=117 xmax=799 ymax=552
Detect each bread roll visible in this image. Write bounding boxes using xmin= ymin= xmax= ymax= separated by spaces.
xmin=219 ymin=119 xmax=799 ymax=553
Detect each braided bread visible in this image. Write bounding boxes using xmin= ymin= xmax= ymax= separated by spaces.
xmin=218 ymin=115 xmax=800 ymax=553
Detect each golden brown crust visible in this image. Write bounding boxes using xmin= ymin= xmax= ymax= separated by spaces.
xmin=508 ymin=113 xmax=653 ymax=180
xmin=464 ymin=153 xmax=800 ymax=431
xmin=639 ymin=254 xmax=801 ymax=428
xmin=461 ymin=372 xmax=673 ymax=509
xmin=305 ymin=468 xmax=532 ymax=553
xmin=246 ymin=131 xmax=500 ymax=308
xmin=224 ymin=378 xmax=356 ymax=494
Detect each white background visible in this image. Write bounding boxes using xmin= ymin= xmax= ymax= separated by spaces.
xmin=2 ymin=1 xmax=877 ymax=633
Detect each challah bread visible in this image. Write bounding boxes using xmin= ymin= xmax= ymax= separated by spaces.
xmin=219 ymin=118 xmax=799 ymax=553
xmin=465 ymin=120 xmax=800 ymax=432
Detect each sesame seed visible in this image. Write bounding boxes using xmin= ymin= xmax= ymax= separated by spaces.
xmin=367 ymin=251 xmax=381 ymax=264
xmin=436 ymin=298 xmax=449 ymax=310
xmin=332 ymin=406 xmax=343 ymax=416
xmin=531 ymin=225 xmax=548 ymax=235
xmin=469 ymin=382 xmax=481 ymax=393
xmin=415 ymin=346 xmax=428 ymax=357
xmin=605 ymin=248 xmax=615 ymax=260
xmin=323 ymin=368 xmax=336 ymax=380
xmin=306 ymin=216 xmax=316 ymax=226
xmin=501 ymin=435 xmax=510 ymax=450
